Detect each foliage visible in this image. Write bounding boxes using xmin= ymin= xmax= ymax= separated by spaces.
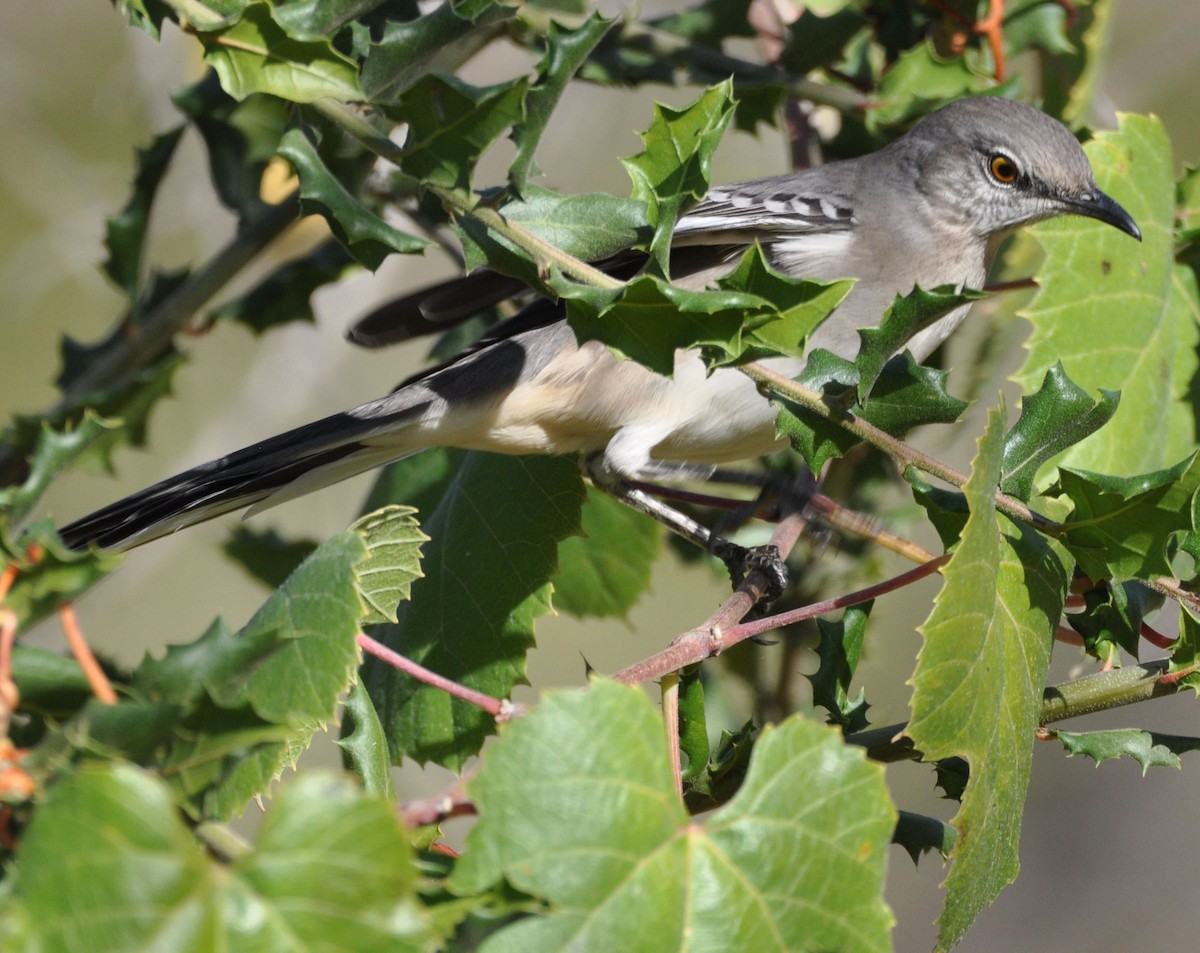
xmin=2 ymin=1 xmax=1199 ymax=951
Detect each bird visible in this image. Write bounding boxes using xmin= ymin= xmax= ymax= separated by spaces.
xmin=59 ymin=96 xmax=1141 ymax=552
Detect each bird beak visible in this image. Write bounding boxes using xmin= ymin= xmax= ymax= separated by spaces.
xmin=1063 ymin=189 xmax=1142 ymax=241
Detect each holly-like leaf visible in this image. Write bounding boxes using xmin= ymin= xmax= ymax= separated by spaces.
xmin=622 ymin=81 xmax=736 ymax=269
xmin=211 ymin=239 xmax=356 ymax=333
xmin=553 ymin=486 xmax=659 ymax=619
xmin=361 ymin=451 xmax=585 ymax=769
xmin=361 ymin=1 xmax=515 ymax=102
xmin=453 ymin=681 xmax=895 ymax=952
xmin=277 ymin=123 xmax=430 ymax=269
xmin=102 ymin=127 xmax=185 ymax=304
xmin=1017 ymin=114 xmax=1198 ymax=476
xmin=907 ymin=405 xmax=1067 ymax=952
xmin=1066 ymin=579 xmax=1162 ymax=662
xmin=393 ymin=72 xmax=528 ymax=191
xmin=1000 ymin=363 xmax=1120 ymax=501
xmin=855 ymin=285 xmax=982 ymax=395
xmin=1053 ymin=453 xmax=1200 ymax=582
xmin=9 ymin=767 xmax=433 ymax=952
xmin=869 ymin=43 xmax=999 ymax=129
xmin=807 ymin=602 xmax=872 ymax=731
xmin=1054 ymin=727 xmax=1200 ymax=773
xmin=198 ymin=1 xmax=364 ymax=103
xmin=510 ymin=13 xmax=614 ymax=191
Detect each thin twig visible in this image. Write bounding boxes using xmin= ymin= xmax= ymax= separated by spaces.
xmin=357 ymin=633 xmax=524 ymax=721
xmin=59 ymin=605 xmax=117 ymax=705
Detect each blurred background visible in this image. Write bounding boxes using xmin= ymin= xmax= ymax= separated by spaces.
xmin=3 ymin=2 xmax=1198 ymax=950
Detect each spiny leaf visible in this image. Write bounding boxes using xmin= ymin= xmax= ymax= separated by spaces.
xmin=1054 ymin=727 xmax=1200 ymax=773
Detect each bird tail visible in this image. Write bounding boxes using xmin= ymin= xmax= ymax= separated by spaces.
xmin=58 ymin=401 xmax=428 ymax=552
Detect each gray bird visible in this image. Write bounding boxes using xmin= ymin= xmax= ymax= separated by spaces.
xmin=60 ymin=97 xmax=1140 ymax=551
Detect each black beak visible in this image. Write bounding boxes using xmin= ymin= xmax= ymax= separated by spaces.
xmin=1064 ymin=189 xmax=1142 ymax=241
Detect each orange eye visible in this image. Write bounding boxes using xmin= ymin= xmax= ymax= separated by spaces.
xmin=989 ymin=154 xmax=1019 ymax=184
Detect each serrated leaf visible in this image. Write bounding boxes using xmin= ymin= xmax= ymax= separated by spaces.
xmin=855 ymin=285 xmax=982 ymax=395
xmin=10 ymin=766 xmax=432 ymax=952
xmin=394 ymin=72 xmax=528 ymax=191
xmin=0 ymin=520 xmax=123 ymax=627
xmin=102 ymin=126 xmax=185 ymax=304
xmin=361 ymin=451 xmax=585 ymax=769
xmin=0 ymin=415 xmax=118 ymax=526
xmin=1066 ymin=579 xmax=1161 ymax=661
xmin=278 ymin=123 xmax=430 ymax=269
xmin=1016 ymin=114 xmax=1198 ymax=476
xmin=198 ymin=1 xmax=364 ymax=103
xmin=336 ymin=679 xmax=397 ymax=799
xmin=1054 ymin=727 xmax=1200 ymax=773
xmin=349 ymin=504 xmax=427 ymax=624
xmin=453 ymin=681 xmax=895 ymax=952
xmin=894 ymin=809 xmax=957 ymax=865
xmin=553 ymin=486 xmax=659 ymax=619
xmin=907 ymin=405 xmax=1067 ymax=952
xmin=1000 ymin=363 xmax=1120 ymax=501
xmin=1053 ymin=453 xmax=1200 ymax=582
xmin=362 ymin=2 xmax=515 ymax=102
xmin=222 ymin=526 xmax=319 ymax=588
xmin=869 ymin=43 xmax=998 ymax=129
xmin=566 ymin=272 xmax=761 ymax=375
xmin=808 ymin=603 xmax=872 ymax=732
xmin=622 ymin=81 xmax=736 ymax=269
xmin=510 ymin=13 xmax=613 ymax=191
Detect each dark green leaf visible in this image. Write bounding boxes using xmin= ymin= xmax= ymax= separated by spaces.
xmin=510 ymin=13 xmax=614 ymax=192
xmin=677 ymin=666 xmax=709 ymax=782
xmin=1054 ymin=727 xmax=1200 ymax=773
xmin=1054 ymin=453 xmax=1200 ymax=582
xmin=198 ymin=1 xmax=364 ymax=103
xmin=337 ymin=679 xmax=397 ymax=798
xmin=1001 ymin=363 xmax=1120 ymax=501
xmin=362 ymin=452 xmax=585 ymax=769
xmin=1065 ymin=579 xmax=1162 ymax=662
xmin=621 ymin=81 xmax=736 ymax=269
xmin=808 ymin=602 xmax=872 ymax=732
xmin=394 ymin=72 xmax=528 ymax=191
xmin=221 ymin=525 xmax=319 ymax=588
xmin=553 ymin=486 xmax=659 ymax=619
xmin=895 ymin=809 xmax=957 ymax=865
xmin=277 ymin=122 xmax=430 ymax=269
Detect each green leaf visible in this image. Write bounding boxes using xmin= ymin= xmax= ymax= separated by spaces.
xmin=394 ymin=72 xmax=528 ymax=191
xmin=0 ymin=520 xmax=123 ymax=628
xmin=1016 ymin=114 xmax=1198 ymax=476
xmin=361 ymin=452 xmax=585 ymax=769
xmin=362 ymin=2 xmax=515 ymax=102
xmin=10 ymin=766 xmax=432 ymax=952
xmin=907 ymin=404 xmax=1067 ymax=952
xmin=490 ymin=185 xmax=651 ymax=263
xmin=453 ymin=681 xmax=895 ymax=952
xmin=869 ymin=43 xmax=998 ymax=129
xmin=716 ymin=246 xmax=854 ymax=361
xmin=894 ymin=810 xmax=957 ymax=865
xmin=566 ymin=272 xmax=760 ymax=375
xmin=855 ymin=285 xmax=983 ymax=396
xmin=1000 ymin=363 xmax=1120 ymax=501
xmin=553 ymin=486 xmax=659 ymax=619
xmin=337 ymin=679 xmax=397 ymax=799
xmin=277 ymin=122 xmax=430 ymax=269
xmin=348 ymin=504 xmax=427 ymax=625
xmin=222 ymin=525 xmax=319 ymax=588
xmin=198 ymin=1 xmax=364 ymax=103
xmin=510 ymin=13 xmax=614 ymax=191
xmin=808 ymin=603 xmax=872 ymax=732
xmin=102 ymin=126 xmax=185 ymax=304
xmin=1053 ymin=453 xmax=1200 ymax=582
xmin=1066 ymin=579 xmax=1161 ymax=661
xmin=622 ymin=81 xmax=736 ymax=269
xmin=1040 ymin=0 xmax=1111 ymax=122
xmin=211 ymin=239 xmax=357 ymax=333
xmin=1 ymin=415 xmax=118 ymax=527
xmin=132 ymin=530 xmax=369 ymax=816
xmin=1054 ymin=727 xmax=1200 ymax=773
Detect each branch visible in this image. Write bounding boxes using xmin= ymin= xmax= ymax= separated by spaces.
xmin=743 ymin=362 xmax=1059 ymax=534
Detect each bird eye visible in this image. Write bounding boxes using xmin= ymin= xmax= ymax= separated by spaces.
xmin=988 ymin=154 xmax=1019 ymax=185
